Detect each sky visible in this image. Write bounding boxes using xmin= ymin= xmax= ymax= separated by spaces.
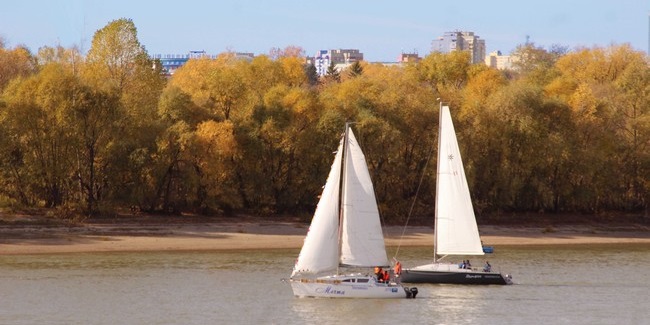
xmin=1 ymin=0 xmax=648 ymax=62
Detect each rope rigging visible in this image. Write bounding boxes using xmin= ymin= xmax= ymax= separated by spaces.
xmin=392 ymin=140 xmax=435 ymax=260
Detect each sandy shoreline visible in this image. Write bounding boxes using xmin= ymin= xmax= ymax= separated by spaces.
xmin=2 ymin=219 xmax=650 ymax=255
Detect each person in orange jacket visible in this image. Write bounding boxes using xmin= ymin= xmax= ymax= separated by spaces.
xmin=394 ymin=260 xmax=402 ymax=276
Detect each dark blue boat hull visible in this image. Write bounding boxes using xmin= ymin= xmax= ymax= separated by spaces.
xmin=400 ymin=269 xmax=511 ymax=285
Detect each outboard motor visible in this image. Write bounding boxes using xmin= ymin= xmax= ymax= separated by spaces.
xmin=404 ymin=286 xmax=418 ymax=299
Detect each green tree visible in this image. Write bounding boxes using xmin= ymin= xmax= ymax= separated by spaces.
xmin=304 ymin=63 xmax=319 ymax=87
xmin=325 ymin=62 xmax=340 ymax=83
xmin=347 ymin=60 xmax=364 ymax=78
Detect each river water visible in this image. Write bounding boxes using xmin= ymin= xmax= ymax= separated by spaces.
xmin=1 ymin=244 xmax=649 ymax=324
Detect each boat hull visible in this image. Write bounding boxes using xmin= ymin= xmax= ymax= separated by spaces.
xmin=290 ymin=274 xmax=416 ymax=298
xmin=401 ymin=264 xmax=512 ymax=285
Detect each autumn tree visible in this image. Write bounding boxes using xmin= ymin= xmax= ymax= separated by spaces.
xmin=200 ymin=53 xmax=247 ymax=121
xmin=84 ymin=18 xmax=149 ymax=92
xmin=81 ymin=18 xmax=166 ymax=212
xmin=418 ymin=51 xmax=472 ymax=98
xmin=269 ymin=46 xmax=305 ymax=60
xmin=36 ymin=45 xmax=84 ymax=75
xmin=0 ymin=41 xmax=38 ymax=205
xmin=233 ymin=54 xmax=326 ymax=213
xmin=511 ymin=43 xmax=565 ymax=85
xmin=164 ymin=49 xmax=331 ymax=213
xmin=1 ymin=61 xmax=118 ymax=215
xmin=0 ymin=64 xmax=80 ymax=207
xmin=189 ymin=120 xmax=240 ymax=213
xmin=66 ymin=84 xmax=120 ymax=214
xmin=3 ymin=18 xmax=649 ymax=221
xmin=552 ymin=45 xmax=650 ymax=212
xmin=164 ymin=54 xmax=248 ymax=211
xmin=316 ymin=63 xmax=435 ymax=221
xmin=0 ymin=41 xmax=37 ymax=92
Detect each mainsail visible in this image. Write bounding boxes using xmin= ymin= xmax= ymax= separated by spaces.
xmin=340 ymin=130 xmax=389 ymax=267
xmin=435 ymin=105 xmax=484 ymax=257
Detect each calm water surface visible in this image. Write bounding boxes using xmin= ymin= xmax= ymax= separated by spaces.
xmin=1 ymin=244 xmax=649 ymax=324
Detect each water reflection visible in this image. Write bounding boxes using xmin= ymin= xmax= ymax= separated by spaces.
xmin=425 ymin=285 xmax=488 ymax=324
xmin=292 ymin=298 xmax=397 ymax=324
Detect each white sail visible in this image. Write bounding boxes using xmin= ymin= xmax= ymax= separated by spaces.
xmin=291 ymin=140 xmax=344 ymax=276
xmin=435 ymin=105 xmax=484 ymax=256
xmin=340 ymin=130 xmax=389 ymax=267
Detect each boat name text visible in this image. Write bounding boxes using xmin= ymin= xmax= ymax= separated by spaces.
xmin=315 ymin=286 xmax=346 ymax=295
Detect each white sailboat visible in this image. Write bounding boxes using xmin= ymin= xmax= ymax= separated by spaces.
xmin=400 ymin=104 xmax=513 ymax=285
xmin=289 ymin=123 xmax=418 ymax=298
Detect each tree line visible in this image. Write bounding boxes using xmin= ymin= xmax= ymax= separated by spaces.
xmin=0 ymin=18 xmax=648 ymax=222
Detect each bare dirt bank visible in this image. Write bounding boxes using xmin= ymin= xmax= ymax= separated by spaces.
xmin=2 ymin=214 xmax=649 ymax=255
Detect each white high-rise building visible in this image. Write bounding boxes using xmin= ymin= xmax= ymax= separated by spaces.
xmin=431 ymin=31 xmax=486 ymax=64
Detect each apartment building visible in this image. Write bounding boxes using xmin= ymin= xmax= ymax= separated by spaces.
xmin=431 ymin=31 xmax=486 ymax=64
xmin=309 ymin=49 xmax=364 ymax=76
xmin=484 ymin=50 xmax=518 ymax=70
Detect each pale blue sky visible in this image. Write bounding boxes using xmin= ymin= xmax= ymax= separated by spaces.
xmin=1 ymin=0 xmax=648 ymax=62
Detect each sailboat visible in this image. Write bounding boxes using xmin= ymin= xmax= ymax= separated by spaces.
xmin=400 ymin=104 xmax=513 ymax=285
xmin=289 ymin=123 xmax=418 ymax=298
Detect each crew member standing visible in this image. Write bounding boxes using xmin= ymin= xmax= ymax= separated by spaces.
xmin=393 ymin=260 xmax=402 ymax=283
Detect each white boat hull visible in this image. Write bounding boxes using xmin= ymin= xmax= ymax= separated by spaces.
xmin=290 ymin=274 xmax=415 ymax=299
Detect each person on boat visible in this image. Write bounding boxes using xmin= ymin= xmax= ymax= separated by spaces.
xmin=392 ymin=260 xmax=402 ymax=283
xmin=383 ymin=269 xmax=390 ymax=283
xmin=375 ymin=266 xmax=385 ymax=282
xmin=466 ymin=260 xmax=472 ymax=269
xmin=459 ymin=260 xmax=466 ymax=269
xmin=483 ymin=261 xmax=492 ymax=272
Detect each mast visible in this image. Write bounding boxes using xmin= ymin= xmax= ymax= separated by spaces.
xmin=336 ymin=122 xmax=351 ymax=275
xmin=433 ymin=101 xmax=443 ymax=263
